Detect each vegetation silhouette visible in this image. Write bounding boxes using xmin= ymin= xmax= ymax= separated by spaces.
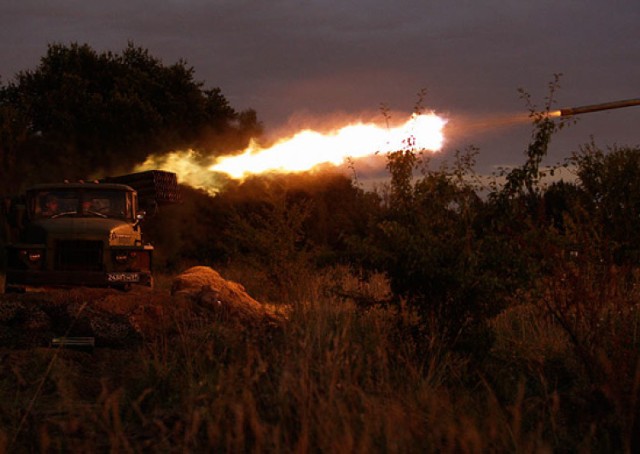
xmin=0 ymin=42 xmax=262 ymax=193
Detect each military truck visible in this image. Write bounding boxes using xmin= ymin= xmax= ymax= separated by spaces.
xmin=2 ymin=171 xmax=179 ymax=292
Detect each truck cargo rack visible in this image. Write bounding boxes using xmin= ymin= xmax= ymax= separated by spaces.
xmin=101 ymin=170 xmax=181 ymax=206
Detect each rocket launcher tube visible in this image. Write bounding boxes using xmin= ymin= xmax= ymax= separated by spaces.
xmin=558 ymin=98 xmax=640 ymax=117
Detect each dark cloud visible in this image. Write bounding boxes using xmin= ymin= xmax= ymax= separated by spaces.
xmin=1 ymin=0 xmax=638 ymax=174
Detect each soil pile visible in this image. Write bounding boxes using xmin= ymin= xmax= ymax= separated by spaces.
xmin=171 ymin=265 xmax=286 ymax=328
xmin=0 ymin=266 xmax=284 ymax=349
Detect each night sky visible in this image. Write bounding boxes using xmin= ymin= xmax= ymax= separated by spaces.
xmin=1 ymin=0 xmax=639 ymax=177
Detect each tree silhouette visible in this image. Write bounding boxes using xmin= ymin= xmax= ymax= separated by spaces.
xmin=0 ymin=42 xmax=262 ymax=193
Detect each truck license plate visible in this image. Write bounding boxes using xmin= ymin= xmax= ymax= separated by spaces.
xmin=107 ymin=272 xmax=140 ymax=283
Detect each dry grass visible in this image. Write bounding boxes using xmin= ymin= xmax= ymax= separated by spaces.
xmin=1 ymin=266 xmax=639 ymax=452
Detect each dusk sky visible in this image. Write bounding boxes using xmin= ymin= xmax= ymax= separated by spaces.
xmin=1 ymin=0 xmax=638 ymax=178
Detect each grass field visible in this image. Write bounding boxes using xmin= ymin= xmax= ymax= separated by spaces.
xmin=1 ymin=266 xmax=639 ymax=452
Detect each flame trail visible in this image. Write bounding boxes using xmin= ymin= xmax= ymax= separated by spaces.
xmin=209 ymin=113 xmax=446 ymax=179
xmin=136 ymin=112 xmax=446 ymax=193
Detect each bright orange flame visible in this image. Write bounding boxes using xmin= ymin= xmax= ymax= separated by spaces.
xmin=136 ymin=112 xmax=446 ymax=194
xmin=209 ymin=113 xmax=446 ymax=179
xmin=548 ymin=110 xmax=562 ymax=118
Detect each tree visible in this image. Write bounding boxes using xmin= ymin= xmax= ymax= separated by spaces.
xmin=0 ymin=42 xmax=262 ymax=193
xmin=569 ymin=144 xmax=640 ymax=263
xmin=500 ymin=74 xmax=570 ymax=205
xmin=357 ymin=145 xmax=502 ymax=348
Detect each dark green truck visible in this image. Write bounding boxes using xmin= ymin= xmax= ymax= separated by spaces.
xmin=4 ymin=182 xmax=153 ymax=292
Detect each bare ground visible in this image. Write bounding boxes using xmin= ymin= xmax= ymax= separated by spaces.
xmin=0 ymin=266 xmax=286 ymax=350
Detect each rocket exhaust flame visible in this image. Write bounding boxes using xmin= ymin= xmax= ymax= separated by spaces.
xmin=135 ymin=97 xmax=638 ymax=194
xmin=136 ymin=113 xmax=446 ymax=193
xmin=210 ymin=113 xmax=446 ymax=179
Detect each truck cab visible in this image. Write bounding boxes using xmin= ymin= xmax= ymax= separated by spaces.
xmin=4 ymin=182 xmax=153 ymax=291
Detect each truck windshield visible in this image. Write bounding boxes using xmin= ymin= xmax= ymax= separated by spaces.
xmin=31 ymin=189 xmax=133 ymax=220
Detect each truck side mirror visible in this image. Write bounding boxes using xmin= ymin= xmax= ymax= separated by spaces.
xmin=134 ymin=211 xmax=146 ymax=231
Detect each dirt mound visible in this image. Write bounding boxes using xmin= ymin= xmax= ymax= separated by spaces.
xmin=0 ymin=267 xmax=284 ymax=349
xmin=171 ymin=266 xmax=286 ymax=328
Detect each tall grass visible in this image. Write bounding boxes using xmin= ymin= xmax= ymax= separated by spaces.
xmin=1 ymin=266 xmax=639 ymax=452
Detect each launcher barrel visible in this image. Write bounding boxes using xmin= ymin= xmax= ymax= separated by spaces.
xmin=559 ymin=98 xmax=640 ymax=117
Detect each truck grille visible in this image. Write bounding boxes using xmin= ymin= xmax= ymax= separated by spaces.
xmin=55 ymin=240 xmax=104 ymax=271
